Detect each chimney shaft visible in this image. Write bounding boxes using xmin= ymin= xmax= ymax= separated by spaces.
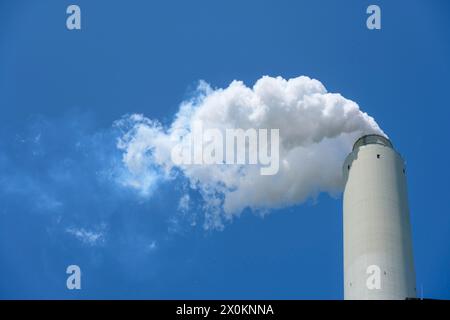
xmin=343 ymin=134 xmax=416 ymax=300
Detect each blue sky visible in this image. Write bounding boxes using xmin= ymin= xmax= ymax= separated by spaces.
xmin=0 ymin=0 xmax=449 ymax=299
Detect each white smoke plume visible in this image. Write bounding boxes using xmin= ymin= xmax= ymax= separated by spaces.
xmin=115 ymin=75 xmax=384 ymax=229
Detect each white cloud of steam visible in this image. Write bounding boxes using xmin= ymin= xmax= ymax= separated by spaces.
xmin=115 ymin=75 xmax=384 ymax=229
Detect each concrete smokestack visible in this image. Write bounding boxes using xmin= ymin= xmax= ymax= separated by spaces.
xmin=343 ymin=134 xmax=416 ymax=300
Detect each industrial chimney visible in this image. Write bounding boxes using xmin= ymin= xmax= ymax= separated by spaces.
xmin=343 ymin=134 xmax=416 ymax=300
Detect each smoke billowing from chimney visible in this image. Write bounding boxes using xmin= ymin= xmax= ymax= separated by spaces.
xmin=115 ymin=75 xmax=384 ymax=229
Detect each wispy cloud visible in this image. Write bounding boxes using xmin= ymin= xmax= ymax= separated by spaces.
xmin=145 ymin=240 xmax=158 ymax=252
xmin=178 ymin=194 xmax=190 ymax=213
xmin=66 ymin=227 xmax=105 ymax=246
